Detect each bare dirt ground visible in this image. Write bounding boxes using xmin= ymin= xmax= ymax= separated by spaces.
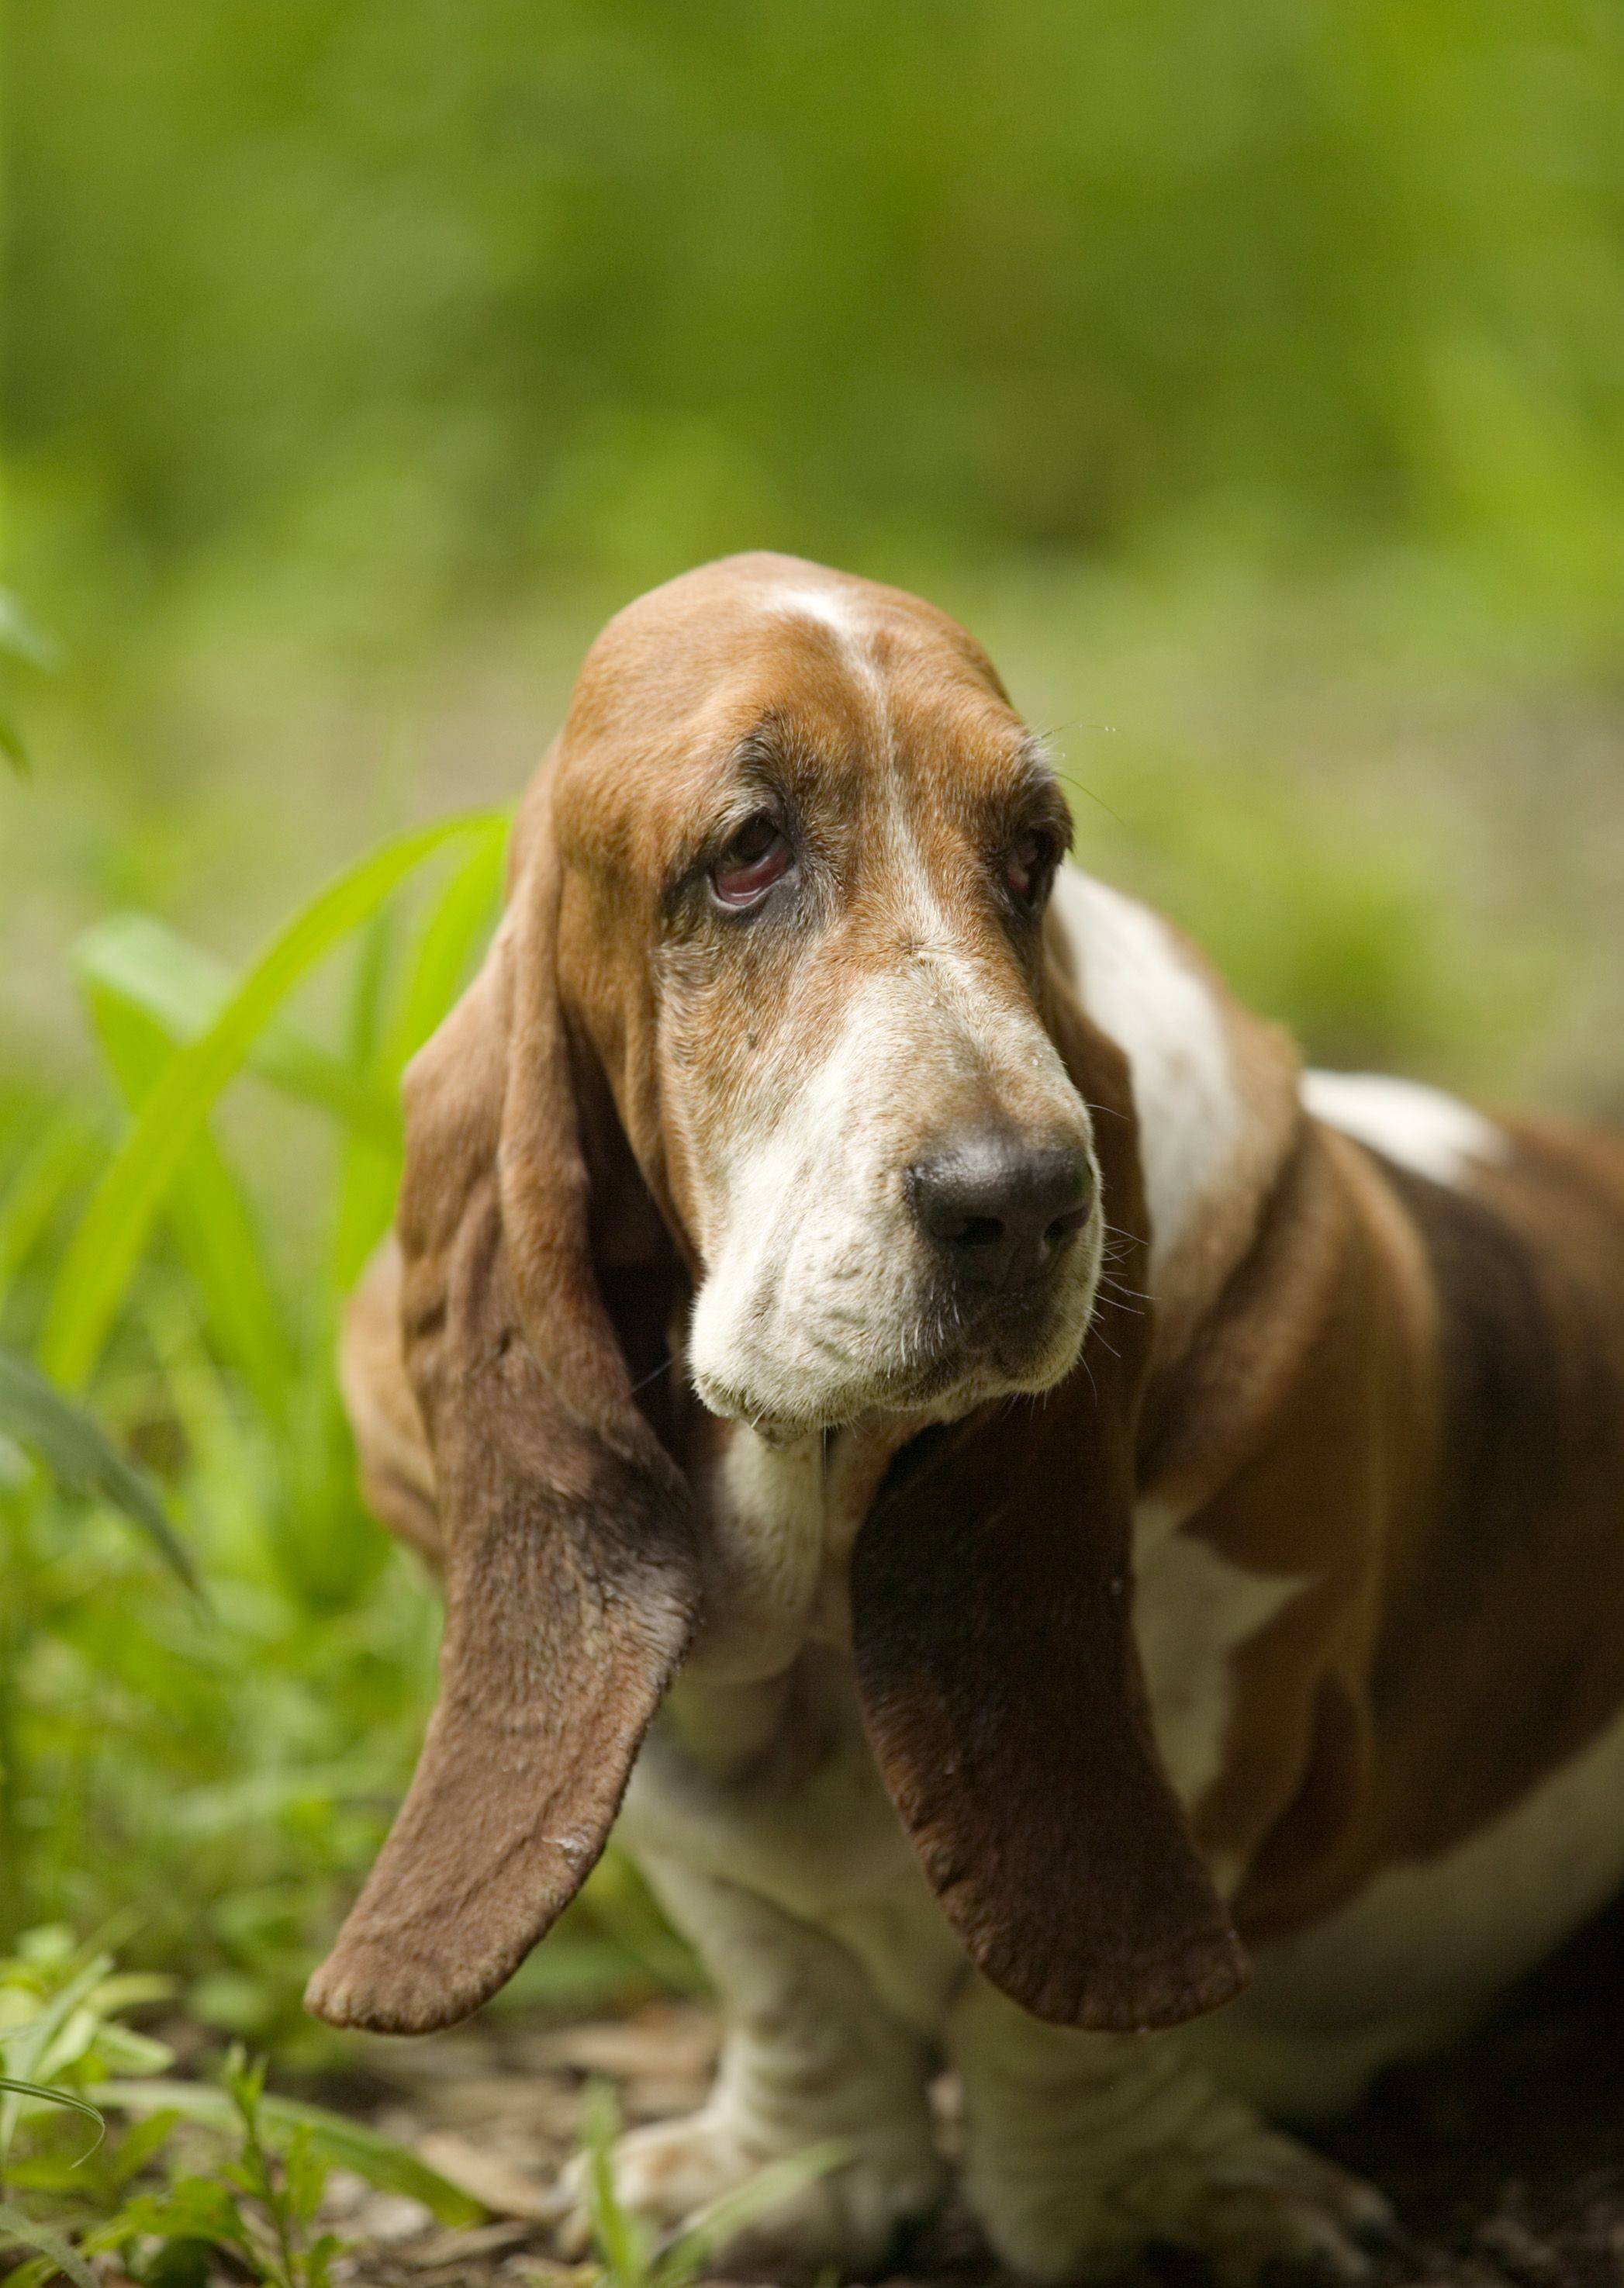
xmin=322 ymin=1892 xmax=1624 ymax=2288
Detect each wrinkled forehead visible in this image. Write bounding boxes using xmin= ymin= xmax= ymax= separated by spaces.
xmin=551 ymin=556 xmax=1033 ymax=862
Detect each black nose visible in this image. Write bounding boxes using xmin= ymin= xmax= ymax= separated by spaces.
xmin=907 ymin=1135 xmax=1094 ymax=1292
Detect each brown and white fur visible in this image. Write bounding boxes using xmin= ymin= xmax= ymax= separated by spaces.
xmin=311 ymin=555 xmax=1624 ymax=2284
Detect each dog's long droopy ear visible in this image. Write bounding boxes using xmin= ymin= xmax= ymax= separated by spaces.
xmin=851 ymin=980 xmax=1248 ymax=2034
xmin=306 ymin=783 xmax=701 ymax=2036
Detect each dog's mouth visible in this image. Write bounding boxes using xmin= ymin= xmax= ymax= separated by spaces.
xmin=695 ymin=1253 xmax=1098 ymax=1446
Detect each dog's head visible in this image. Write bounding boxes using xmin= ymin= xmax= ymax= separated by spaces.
xmin=558 ymin=555 xmax=1101 ymax=1436
xmin=306 ymin=554 xmax=1246 ymax=2038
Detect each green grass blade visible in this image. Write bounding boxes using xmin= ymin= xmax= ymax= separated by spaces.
xmin=327 ymin=814 xmax=505 ymax=1289
xmin=657 ymin=2140 xmax=849 ymax=2288
xmin=0 ymin=2079 xmax=104 ymax=2129
xmin=92 ymin=2080 xmax=485 ymax=2226
xmin=40 ymin=812 xmax=500 ymax=1391
xmin=379 ymin=820 xmax=506 ymax=1076
xmin=0 ymin=1955 xmax=115 ymax=2161
xmin=344 ymin=904 xmax=397 ymax=1073
xmin=0 ymin=1112 xmax=97 ymax=1309
xmin=85 ymin=986 xmax=294 ymax=1425
xmin=579 ymin=2079 xmax=651 ymax=2288
xmin=0 ymin=2199 xmax=97 ymax=2288
xmin=327 ymin=900 xmax=411 ymax=1292
xmin=0 ymin=2079 xmax=106 ymax=2169
xmin=0 ymin=1351 xmax=197 ymax=1593
xmin=2 ymin=2252 xmax=62 ymax=2288
xmin=76 ymin=912 xmax=399 ymax=1148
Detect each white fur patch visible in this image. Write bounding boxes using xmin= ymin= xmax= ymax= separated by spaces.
xmin=947 ymin=1977 xmax=1391 ymax=2281
xmin=1134 ymin=1517 xmax=1306 ymax=1808
xmin=1050 ymin=870 xmax=1245 ymax=1289
xmin=1302 ymin=1070 xmax=1507 ymax=1187
xmin=774 ymin=582 xmax=895 ymax=733
xmin=776 ymin=585 xmax=866 ymax=641
xmin=682 ymin=1432 xmax=828 ymax=1681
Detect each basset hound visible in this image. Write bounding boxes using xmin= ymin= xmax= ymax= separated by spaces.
xmin=308 ymin=554 xmax=1624 ymax=2283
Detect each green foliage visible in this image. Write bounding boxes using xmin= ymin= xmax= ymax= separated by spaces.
xmin=40 ymin=811 xmax=503 ymax=1393
xmin=0 ymin=1923 xmax=862 ymax=2288
xmin=12 ymin=2 xmax=1624 ymax=613
xmin=0 ymin=1928 xmax=481 ymax=2286
xmin=0 ymin=1347 xmax=196 ymax=1594
xmin=95 ymin=2072 xmax=482 ymax=2228
xmin=0 ymin=591 xmax=59 ymax=776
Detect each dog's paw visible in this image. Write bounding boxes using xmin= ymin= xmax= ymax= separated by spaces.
xmin=976 ymin=2130 xmax=1398 ymax=2286
xmin=555 ymin=2102 xmax=946 ymax=2278
xmin=1136 ymin=2137 xmax=1400 ymax=2285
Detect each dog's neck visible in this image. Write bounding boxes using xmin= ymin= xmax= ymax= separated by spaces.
xmin=651 ymin=1412 xmax=907 ymax=1782
xmin=676 ymin=1412 xmax=917 ymax=1678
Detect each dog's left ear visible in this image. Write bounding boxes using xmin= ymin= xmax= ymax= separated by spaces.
xmin=852 ymin=958 xmax=1249 ymax=2033
xmin=306 ymin=766 xmax=702 ymax=2036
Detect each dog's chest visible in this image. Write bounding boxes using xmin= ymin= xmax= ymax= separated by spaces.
xmin=678 ymin=1424 xmax=1288 ymax=1813
xmin=627 ymin=1427 xmax=1289 ymax=2029
xmin=676 ymin=1421 xmax=912 ymax=1681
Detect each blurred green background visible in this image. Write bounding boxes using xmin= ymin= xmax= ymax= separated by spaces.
xmin=2 ymin=0 xmax=1622 ymax=2064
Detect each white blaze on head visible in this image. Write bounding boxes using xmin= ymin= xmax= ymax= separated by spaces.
xmin=776 ymin=586 xmax=866 ymax=641
xmin=770 ymin=582 xmax=893 ymax=724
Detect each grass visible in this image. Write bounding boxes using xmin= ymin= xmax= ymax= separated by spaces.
xmin=574 ymin=2082 xmax=846 ymax=2288
xmin=0 ymin=1925 xmax=841 ymax=2286
xmin=0 ymin=1927 xmax=481 ymax=2284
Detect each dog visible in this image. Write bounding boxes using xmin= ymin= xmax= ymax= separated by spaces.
xmin=306 ymin=553 xmax=1624 ymax=2283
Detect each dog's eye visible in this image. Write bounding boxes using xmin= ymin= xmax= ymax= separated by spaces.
xmin=712 ymin=814 xmax=791 ymax=908
xmin=1006 ymin=829 xmax=1056 ymax=907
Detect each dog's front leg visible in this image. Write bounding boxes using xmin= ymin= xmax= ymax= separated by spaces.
xmin=948 ymin=1979 xmax=1395 ymax=2286
xmin=561 ymin=1852 xmax=946 ymax=2275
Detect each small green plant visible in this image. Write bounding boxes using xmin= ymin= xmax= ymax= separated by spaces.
xmin=80 ymin=2048 xmax=347 ymax=2288
xmin=575 ymin=2079 xmax=848 ymax=2288
xmin=0 ymin=1346 xmax=197 ymax=1593
xmin=0 ymin=1928 xmax=482 ymax=2288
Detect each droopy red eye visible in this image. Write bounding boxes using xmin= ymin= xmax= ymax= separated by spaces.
xmin=1006 ymin=829 xmax=1054 ymax=906
xmin=711 ymin=814 xmax=792 ymax=907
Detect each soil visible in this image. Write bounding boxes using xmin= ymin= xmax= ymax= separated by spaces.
xmin=326 ymin=1892 xmax=1624 ymax=2288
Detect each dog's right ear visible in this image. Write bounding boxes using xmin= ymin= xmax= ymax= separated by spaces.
xmin=306 ymin=772 xmax=702 ymax=2036
xmin=852 ymin=980 xmax=1247 ymax=2034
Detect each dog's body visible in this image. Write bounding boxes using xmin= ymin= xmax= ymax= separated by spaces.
xmin=314 ymin=557 xmax=1624 ymax=2282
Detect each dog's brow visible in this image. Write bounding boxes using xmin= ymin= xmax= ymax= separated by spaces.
xmin=1014 ymin=732 xmax=1061 ymax=793
xmin=987 ymin=737 xmax=1074 ymax=845
xmin=729 ymin=712 xmax=801 ymax=778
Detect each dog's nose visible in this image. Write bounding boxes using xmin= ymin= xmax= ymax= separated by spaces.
xmin=907 ymin=1135 xmax=1094 ymax=1291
